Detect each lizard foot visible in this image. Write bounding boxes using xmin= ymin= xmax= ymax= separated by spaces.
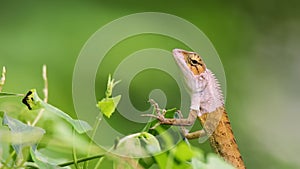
xmin=141 ymin=99 xmax=168 ymax=129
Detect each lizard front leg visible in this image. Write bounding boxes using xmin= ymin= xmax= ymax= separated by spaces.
xmin=142 ymin=99 xmax=207 ymax=139
xmin=175 ymin=110 xmax=207 ymax=139
xmin=143 ymin=99 xmax=198 ymax=126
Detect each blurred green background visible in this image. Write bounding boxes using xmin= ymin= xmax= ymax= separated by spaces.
xmin=1 ymin=0 xmax=299 ymax=168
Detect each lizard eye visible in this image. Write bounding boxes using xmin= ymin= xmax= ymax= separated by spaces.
xmin=190 ymin=59 xmax=199 ymax=65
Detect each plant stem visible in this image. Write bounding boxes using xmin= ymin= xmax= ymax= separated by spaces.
xmin=42 ymin=65 xmax=48 ymax=103
xmin=72 ymin=129 xmax=80 ymax=169
xmin=1 ymin=160 xmax=10 ymax=169
xmin=0 ymin=66 xmax=6 ymax=92
xmin=58 ymin=154 xmax=105 ymax=167
xmin=83 ymin=114 xmax=102 ymax=168
xmin=32 ymin=65 xmax=48 ymax=126
xmin=24 ymin=162 xmax=39 ymax=168
xmin=94 ymin=156 xmax=104 ymax=169
xmin=31 ymin=109 xmax=44 ymax=126
xmin=3 ymin=150 xmax=15 ymax=169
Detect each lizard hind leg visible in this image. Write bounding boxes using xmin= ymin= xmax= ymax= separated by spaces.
xmin=184 ymin=129 xmax=207 ymax=140
xmin=174 ymin=110 xmax=207 ymax=140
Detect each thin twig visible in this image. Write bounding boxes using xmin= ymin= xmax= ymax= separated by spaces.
xmin=72 ymin=130 xmax=80 ymax=169
xmin=42 ymin=65 xmax=48 ymax=103
xmin=32 ymin=65 xmax=48 ymax=126
xmin=94 ymin=157 xmax=104 ymax=169
xmin=84 ymin=115 xmax=102 ymax=168
xmin=0 ymin=66 xmax=6 ymax=92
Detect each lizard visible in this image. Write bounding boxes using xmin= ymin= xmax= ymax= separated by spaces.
xmin=143 ymin=49 xmax=246 ymax=169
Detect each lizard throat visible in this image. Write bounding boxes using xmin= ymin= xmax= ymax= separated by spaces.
xmin=188 ymin=69 xmax=224 ymax=116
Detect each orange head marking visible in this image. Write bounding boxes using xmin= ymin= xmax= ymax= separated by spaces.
xmin=180 ymin=51 xmax=206 ymax=75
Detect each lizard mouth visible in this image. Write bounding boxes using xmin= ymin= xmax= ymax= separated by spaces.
xmin=173 ymin=49 xmax=206 ymax=75
xmin=172 ymin=49 xmax=202 ymax=93
xmin=172 ymin=49 xmax=195 ymax=76
xmin=172 ymin=48 xmax=198 ymax=80
xmin=173 ymin=49 xmax=187 ymax=67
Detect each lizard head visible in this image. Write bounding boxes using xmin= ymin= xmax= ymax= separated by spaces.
xmin=172 ymin=49 xmax=206 ymax=75
xmin=172 ymin=49 xmax=207 ymax=93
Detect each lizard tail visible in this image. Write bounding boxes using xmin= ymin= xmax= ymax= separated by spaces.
xmin=200 ymin=107 xmax=246 ymax=169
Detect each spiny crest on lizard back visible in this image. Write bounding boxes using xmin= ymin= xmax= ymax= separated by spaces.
xmin=181 ymin=51 xmax=206 ymax=75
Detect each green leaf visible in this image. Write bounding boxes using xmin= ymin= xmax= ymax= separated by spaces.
xmin=22 ymin=89 xmax=43 ymax=110
xmin=96 ymin=75 xmax=121 ymax=118
xmin=138 ymin=132 xmax=161 ymax=154
xmin=205 ymin=153 xmax=235 ymax=169
xmin=24 ymin=162 xmax=39 ymax=168
xmin=0 ymin=129 xmax=46 ymax=145
xmin=97 ymin=95 xmax=121 ymax=118
xmin=191 ymin=158 xmax=205 ymax=169
xmin=154 ymin=141 xmax=194 ymax=169
xmin=153 ymin=152 xmax=169 ymax=169
xmin=191 ymin=147 xmax=205 ymax=161
xmin=190 ymin=147 xmax=205 ymax=169
xmin=142 ymin=107 xmax=177 ymax=133
xmin=0 ymin=92 xmax=23 ymax=98
xmin=173 ymin=142 xmax=194 ymax=162
xmin=165 ymin=108 xmax=177 ymax=118
xmin=113 ymin=132 xmax=161 ymax=157
xmin=22 ymin=89 xmax=92 ymax=134
xmin=30 ymin=148 xmax=70 ymax=169
xmin=1 ymin=113 xmax=45 ymax=155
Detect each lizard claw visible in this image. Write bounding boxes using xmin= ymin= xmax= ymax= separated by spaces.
xmin=140 ymin=113 xmax=165 ymax=123
xmin=140 ymin=99 xmax=167 ymax=129
xmin=150 ymin=122 xmax=161 ymax=130
xmin=148 ymin=99 xmax=161 ymax=114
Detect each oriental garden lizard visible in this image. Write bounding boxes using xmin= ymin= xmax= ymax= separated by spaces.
xmin=143 ymin=49 xmax=246 ymax=169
